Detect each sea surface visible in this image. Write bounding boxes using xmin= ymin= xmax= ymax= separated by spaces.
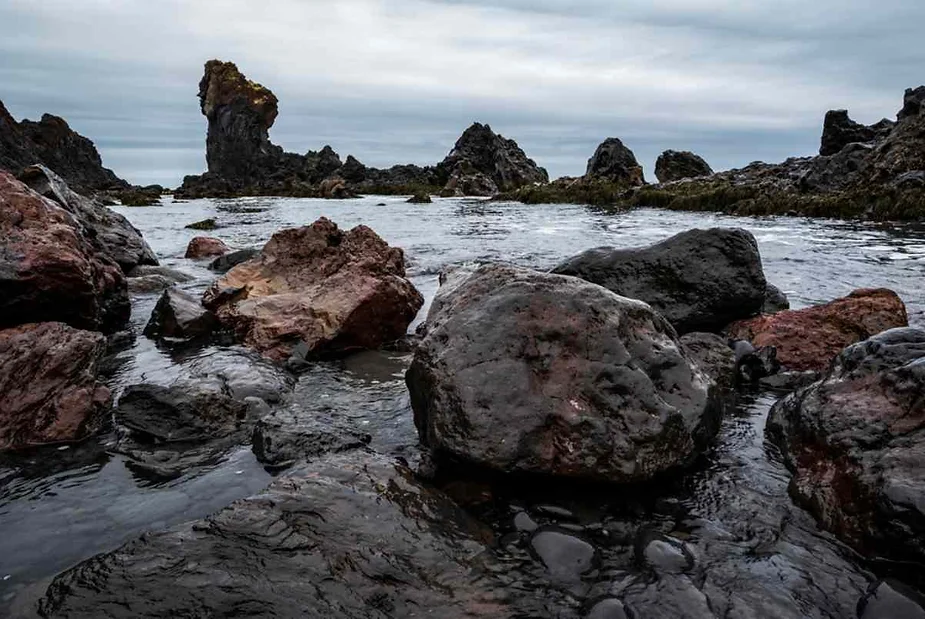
xmin=2 ymin=196 xmax=924 ymax=615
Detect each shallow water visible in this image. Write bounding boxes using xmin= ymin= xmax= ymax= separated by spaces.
xmin=2 ymin=196 xmax=924 ymax=613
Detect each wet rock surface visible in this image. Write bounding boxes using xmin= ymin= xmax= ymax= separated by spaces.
xmin=408 ymin=263 xmax=720 ymax=483
xmin=554 ymin=228 xmax=767 ymax=334
xmin=143 ymin=287 xmax=218 ymax=343
xmin=654 ymin=150 xmax=713 ymax=183
xmin=680 ymin=332 xmax=736 ymax=393
xmin=0 ymin=170 xmax=129 ymax=332
xmin=252 ymin=406 xmax=371 ymax=467
xmin=37 ymin=451 xmax=513 ymax=619
xmin=203 ymin=217 xmax=423 ymax=361
xmin=0 ymin=322 xmax=111 ymax=451
xmin=727 ymin=288 xmax=908 ymax=371
xmin=767 ymin=327 xmax=925 ymax=564
xmin=208 ymin=247 xmax=259 ymax=272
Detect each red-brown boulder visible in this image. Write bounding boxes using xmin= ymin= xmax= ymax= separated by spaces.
xmin=0 ymin=170 xmax=129 ymax=332
xmin=203 ymin=217 xmax=423 ymax=361
xmin=185 ymin=236 xmax=230 ymax=259
xmin=726 ymin=288 xmax=908 ymax=371
xmin=0 ymin=322 xmax=111 ymax=451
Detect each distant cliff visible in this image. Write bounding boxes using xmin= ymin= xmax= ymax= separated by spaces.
xmin=177 ymin=60 xmax=547 ymax=198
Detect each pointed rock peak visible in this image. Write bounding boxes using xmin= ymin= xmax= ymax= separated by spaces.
xmin=820 ymin=108 xmax=894 ymax=156
xmin=899 ymin=85 xmax=925 ymax=121
xmin=198 ymin=59 xmax=279 ymax=129
xmin=441 ymin=122 xmax=547 ymax=192
xmin=586 ymin=138 xmax=645 ymax=186
xmin=655 ymin=150 xmax=713 ymax=183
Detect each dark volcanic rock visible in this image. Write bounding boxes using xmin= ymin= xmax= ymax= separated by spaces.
xmin=203 ymin=217 xmax=423 ymax=362
xmin=252 ymin=406 xmax=371 ymax=467
xmin=0 ymin=170 xmax=129 ymax=332
xmin=407 ymin=190 xmax=432 ymax=203
xmin=37 ymin=451 xmax=512 ymax=618
xmin=208 ymin=247 xmax=260 ymax=273
xmin=726 ymin=288 xmax=908 ymax=372
xmin=184 ymin=217 xmax=218 ymax=230
xmin=440 ymin=159 xmax=499 ymax=197
xmin=767 ymin=327 xmax=925 ymax=564
xmin=819 ymin=110 xmax=893 ymax=156
xmin=126 ymin=266 xmax=193 ymax=294
xmin=116 ymin=383 xmax=249 ymax=444
xmin=0 ymin=100 xmax=128 ymax=193
xmin=407 ymin=263 xmax=720 ymax=483
xmin=763 ymin=283 xmax=791 ymax=314
xmin=144 ymin=287 xmax=218 ymax=342
xmin=586 ymin=138 xmax=645 ymax=186
xmin=553 ymin=228 xmax=767 ymax=334
xmin=20 ymin=164 xmax=158 ymax=272
xmin=0 ymin=322 xmax=111 ymax=451
xmin=680 ymin=332 xmax=736 ymax=393
xmin=439 ymin=122 xmax=548 ymax=193
xmin=654 ymin=150 xmax=713 ymax=183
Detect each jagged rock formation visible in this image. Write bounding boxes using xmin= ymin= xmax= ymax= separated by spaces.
xmin=0 ymin=100 xmax=128 ymax=193
xmin=178 ymin=60 xmax=546 ymax=198
xmin=819 ymin=110 xmax=894 ymax=157
xmin=586 ymin=137 xmax=645 ymax=186
xmin=655 ymin=150 xmax=713 ymax=182
xmin=438 ymin=122 xmax=548 ymax=196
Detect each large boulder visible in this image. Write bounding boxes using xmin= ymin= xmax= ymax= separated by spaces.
xmin=203 ymin=217 xmax=423 ymax=361
xmin=407 ymin=264 xmax=720 ymax=483
xmin=19 ymin=164 xmax=158 ymax=272
xmin=654 ymin=150 xmax=714 ymax=183
xmin=553 ymin=228 xmax=767 ymax=334
xmin=585 ymin=138 xmax=646 ymax=186
xmin=767 ymin=327 xmax=925 ymax=563
xmin=439 ymin=122 xmax=548 ymax=193
xmin=0 ymin=100 xmax=128 ymax=192
xmin=144 ymin=287 xmax=218 ymax=343
xmin=0 ymin=170 xmax=129 ymax=332
xmin=37 ymin=451 xmax=513 ymax=618
xmin=726 ymin=288 xmax=908 ymax=372
xmin=0 ymin=322 xmax=111 ymax=451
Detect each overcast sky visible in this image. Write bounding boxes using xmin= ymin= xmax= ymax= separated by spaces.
xmin=1 ymin=0 xmax=922 ymax=186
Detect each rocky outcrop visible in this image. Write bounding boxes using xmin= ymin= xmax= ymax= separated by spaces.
xmin=203 ymin=218 xmax=423 ymax=361
xmin=553 ymin=228 xmax=767 ymax=334
xmin=819 ymin=110 xmax=894 ymax=157
xmin=407 ymin=264 xmax=720 ymax=483
xmin=208 ymin=248 xmax=259 ymax=273
xmin=865 ymin=87 xmax=925 ymax=186
xmin=0 ymin=170 xmax=129 ymax=332
xmin=586 ymin=137 xmax=645 ymax=186
xmin=654 ymin=150 xmax=713 ymax=183
xmin=407 ymin=191 xmax=432 ymax=203
xmin=177 ymin=61 xmax=443 ymax=198
xmin=726 ymin=288 xmax=908 ymax=371
xmin=252 ymin=407 xmax=371 ymax=467
xmin=0 ymin=322 xmax=111 ymax=451
xmin=37 ymin=451 xmax=513 ymax=618
xmin=144 ymin=288 xmax=218 ymax=343
xmin=767 ymin=327 xmax=925 ymax=564
xmin=20 ymin=165 xmax=157 ymax=272
xmin=185 ymin=236 xmax=230 ymax=259
xmin=0 ymin=100 xmax=128 ymax=193
xmin=439 ymin=122 xmax=548 ymax=194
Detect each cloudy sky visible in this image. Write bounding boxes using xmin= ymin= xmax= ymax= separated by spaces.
xmin=1 ymin=0 xmax=922 ymax=186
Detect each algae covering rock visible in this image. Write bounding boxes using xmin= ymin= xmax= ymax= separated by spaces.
xmin=0 ymin=170 xmax=129 ymax=332
xmin=0 ymin=322 xmax=111 ymax=451
xmin=726 ymin=288 xmax=908 ymax=371
xmin=37 ymin=451 xmax=513 ymax=618
xmin=553 ymin=228 xmax=767 ymax=334
xmin=203 ymin=217 xmax=423 ymax=362
xmin=767 ymin=327 xmax=925 ymax=564
xmin=407 ymin=264 xmax=721 ymax=483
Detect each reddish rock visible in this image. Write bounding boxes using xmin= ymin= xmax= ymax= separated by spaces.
xmin=185 ymin=236 xmax=230 ymax=259
xmin=726 ymin=289 xmax=908 ymax=371
xmin=0 ymin=322 xmax=111 ymax=451
xmin=203 ymin=217 xmax=423 ymax=362
xmin=0 ymin=170 xmax=129 ymax=332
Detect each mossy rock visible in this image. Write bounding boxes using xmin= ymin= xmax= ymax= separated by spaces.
xmin=185 ymin=218 xmax=219 ymax=231
xmin=407 ymin=192 xmax=433 ymax=204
